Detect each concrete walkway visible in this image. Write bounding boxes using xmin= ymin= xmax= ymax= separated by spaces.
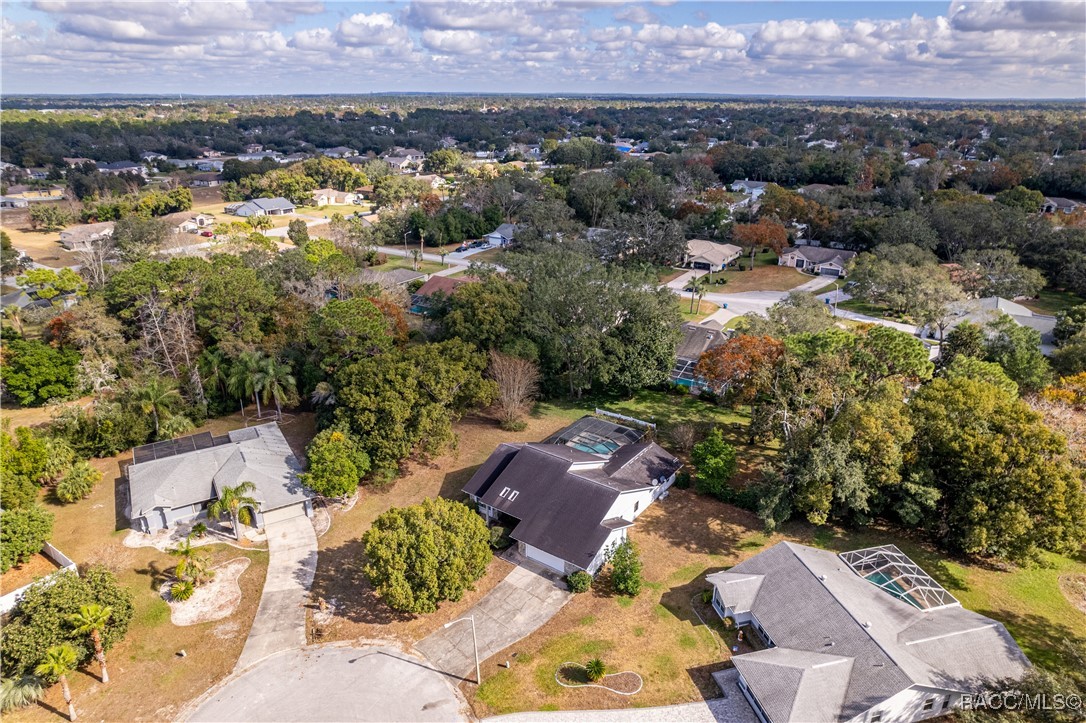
xmin=235 ymin=515 xmax=318 ymax=671
xmin=416 ymin=560 xmax=571 ymax=681
xmin=187 ymin=644 xmax=467 ymax=722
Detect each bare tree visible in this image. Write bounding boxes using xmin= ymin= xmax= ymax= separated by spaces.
xmin=74 ymin=235 xmax=118 ymax=289
xmin=488 ymin=351 xmax=540 ymax=430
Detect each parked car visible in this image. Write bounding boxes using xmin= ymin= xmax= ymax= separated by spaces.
xmin=455 ymin=245 xmax=469 ymax=253
xmin=200 ymin=231 xmax=214 ymax=237
xmin=469 ymin=240 xmax=485 ymax=248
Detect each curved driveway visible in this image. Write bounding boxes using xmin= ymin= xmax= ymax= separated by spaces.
xmin=187 ymin=645 xmax=467 ymax=722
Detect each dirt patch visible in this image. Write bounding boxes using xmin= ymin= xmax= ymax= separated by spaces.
xmin=1 ymin=552 xmax=62 ymax=593
xmin=162 ymin=558 xmax=250 ymax=626
xmin=1058 ymin=574 xmax=1086 ymax=615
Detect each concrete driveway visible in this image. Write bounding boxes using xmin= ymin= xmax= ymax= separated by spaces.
xmin=187 ymin=644 xmax=466 ymax=722
xmin=235 ymin=515 xmax=317 ymax=671
xmin=416 ymin=561 xmax=571 ymax=681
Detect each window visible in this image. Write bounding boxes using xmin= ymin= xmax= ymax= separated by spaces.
xmin=499 ymin=487 xmax=510 ymax=498
xmin=870 ymin=713 xmax=882 ymax=723
xmin=942 ymin=697 xmax=951 ymax=710
xmin=508 ymin=491 xmax=519 ymax=501
xmin=923 ymin=699 xmax=934 ymax=712
xmin=634 ymin=501 xmax=640 ymax=513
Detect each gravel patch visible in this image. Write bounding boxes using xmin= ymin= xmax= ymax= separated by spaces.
xmin=162 ymin=557 xmax=250 ymax=626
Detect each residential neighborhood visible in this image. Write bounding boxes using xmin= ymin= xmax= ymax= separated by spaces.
xmin=1 ymin=4 xmax=1084 ymax=723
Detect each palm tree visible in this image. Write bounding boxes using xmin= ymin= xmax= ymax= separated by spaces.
xmin=130 ymin=377 xmax=180 ymax=438
xmin=253 ymin=356 xmax=297 ymax=421
xmin=1 ymin=675 xmax=44 ymax=713
xmin=209 ymin=481 xmax=259 ymax=540
xmin=247 ymin=215 xmax=273 ymax=231
xmin=199 ymin=348 xmax=230 ymax=399
xmin=227 ymin=351 xmax=266 ymax=418
xmin=35 ymin=644 xmax=78 ymax=721
xmin=169 ymin=538 xmax=212 ymax=585
xmin=67 ymin=605 xmax=112 ymax=684
xmin=310 ymin=381 xmax=336 ymax=407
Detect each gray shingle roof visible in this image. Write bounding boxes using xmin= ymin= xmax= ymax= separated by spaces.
xmin=709 ymin=542 xmax=1031 ymax=722
xmin=252 ymin=197 xmax=296 ymax=212
xmin=676 ymin=321 xmax=727 ymax=362
xmin=781 ymin=246 xmax=857 ymax=266
xmin=127 ymin=423 xmax=311 ymax=518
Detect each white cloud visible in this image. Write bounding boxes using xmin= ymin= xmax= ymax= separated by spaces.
xmin=421 ymin=29 xmax=484 ymax=54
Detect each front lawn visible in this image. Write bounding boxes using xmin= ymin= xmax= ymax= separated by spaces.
xmin=467 ymin=246 xmax=507 ymax=265
xmin=695 ymin=265 xmax=809 ymax=293
xmin=677 ymin=297 xmax=719 ymax=322
xmin=373 ymin=256 xmax=445 ymax=274
xmin=1020 ymin=287 xmax=1085 ymax=315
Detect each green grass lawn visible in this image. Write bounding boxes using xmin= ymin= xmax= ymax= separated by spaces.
xmin=677 ymin=297 xmax=719 ymax=322
xmin=373 ymin=256 xmax=445 ymax=274
xmin=468 ymin=246 xmax=507 ymax=265
xmin=1020 ymin=287 xmax=1085 ymax=316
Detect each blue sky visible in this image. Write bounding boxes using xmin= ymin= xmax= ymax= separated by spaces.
xmin=2 ymin=1 xmax=1083 ymax=98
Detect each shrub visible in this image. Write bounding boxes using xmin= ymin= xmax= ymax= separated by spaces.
xmin=0 ymin=505 xmax=55 ymax=573
xmin=170 ymin=581 xmax=195 ymax=602
xmin=499 ymin=418 xmax=528 ymax=432
xmin=585 ymin=658 xmax=606 ymax=682
xmin=567 ymin=571 xmax=593 ymax=593
xmin=700 ymin=589 xmax=713 ymax=605
xmin=609 ymin=539 xmax=643 ymax=597
xmin=673 ymin=471 xmax=691 ymax=490
xmin=55 ymin=461 xmax=102 ymax=503
xmin=0 ymin=674 xmax=44 ymax=712
xmin=299 ymin=427 xmax=371 ymax=499
xmin=1 ymin=566 xmax=133 ymax=677
xmin=489 ymin=525 xmax=512 ymax=550
xmin=190 ymin=522 xmax=208 ymax=538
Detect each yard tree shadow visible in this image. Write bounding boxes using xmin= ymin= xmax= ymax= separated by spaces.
xmin=309 ymin=537 xmax=414 ymax=626
xmin=978 ymin=610 xmax=1086 ymax=671
xmin=636 ymin=488 xmax=756 ymax=556
xmin=133 ymin=559 xmax=169 ymax=591
xmin=685 ymin=661 xmax=733 ymax=700
xmin=112 ymin=455 xmax=132 ymax=532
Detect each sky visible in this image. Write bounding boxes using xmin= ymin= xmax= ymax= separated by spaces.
xmin=1 ymin=1 xmax=1084 ymax=99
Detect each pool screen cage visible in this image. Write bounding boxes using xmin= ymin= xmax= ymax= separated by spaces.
xmin=839 ymin=545 xmax=959 ymax=611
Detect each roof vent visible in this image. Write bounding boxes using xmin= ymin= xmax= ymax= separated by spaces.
xmin=818 ymin=574 xmax=826 ymax=581
xmin=863 ymin=621 xmax=872 ymax=628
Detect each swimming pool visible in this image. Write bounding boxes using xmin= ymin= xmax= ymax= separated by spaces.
xmin=866 ymin=571 xmax=921 ymax=609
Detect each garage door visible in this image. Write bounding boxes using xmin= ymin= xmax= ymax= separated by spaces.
xmin=819 ymin=267 xmax=842 ymax=277
xmin=524 ymin=545 xmax=568 ymax=575
xmin=262 ymin=503 xmax=307 ymax=526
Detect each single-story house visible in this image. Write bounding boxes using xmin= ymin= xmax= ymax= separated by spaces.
xmin=59 ymin=221 xmax=115 ymax=250
xmin=1042 ymin=197 xmax=1081 ymax=214
xmin=63 ymin=157 xmax=95 ymax=168
xmin=97 ymin=161 xmax=148 ymax=177
xmin=684 ymin=238 xmax=742 ymax=272
xmin=707 ymin=543 xmax=1030 ymax=723
xmin=227 ymin=197 xmax=296 ymax=217
xmin=385 ymin=147 xmax=425 ymax=161
xmin=906 ymin=157 xmax=931 ymax=168
xmin=384 ymin=156 xmax=416 ymax=173
xmin=670 ymin=320 xmax=728 ymax=388
xmin=321 ymin=146 xmax=359 ymax=158
xmin=806 ymin=139 xmax=838 ymax=150
xmin=464 ymin=416 xmax=680 ymax=575
xmin=126 ymin=423 xmax=314 ymax=534
xmin=797 ymin=183 xmax=834 ymax=195
xmin=413 ymin=174 xmax=448 ymax=190
xmin=357 ymin=267 xmax=428 ymax=288
xmin=311 ymin=188 xmax=358 ymax=206
xmin=731 ymin=179 xmax=769 ymax=200
xmin=187 ymin=172 xmax=222 ymax=187
xmin=409 ymin=274 xmax=474 ymax=314
xmin=140 ymin=151 xmax=167 ymax=162
xmin=939 ymin=297 xmax=1057 ymax=353
xmin=0 ymin=196 xmax=30 ymax=208
xmin=484 ymin=223 xmax=516 ymax=247
xmin=778 ymin=246 xmax=857 ymax=277
xmin=237 ymin=151 xmax=282 ymax=162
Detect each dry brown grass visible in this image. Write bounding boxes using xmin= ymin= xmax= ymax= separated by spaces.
xmin=713 ymin=266 xmax=808 ymax=293
xmin=309 ymin=410 xmax=581 ymax=646
xmin=466 ymin=489 xmax=768 ymax=716
xmin=6 ymin=410 xmax=318 ymax=722
xmin=0 ymin=551 xmax=61 ymax=593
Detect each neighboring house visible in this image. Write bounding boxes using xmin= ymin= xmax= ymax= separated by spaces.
xmin=385 ymin=147 xmax=425 ymax=161
xmin=62 ymin=157 xmax=95 ymax=167
xmin=140 ymin=151 xmax=167 ymax=162
xmin=778 ymin=246 xmax=857 ymax=277
xmin=27 ymin=168 xmax=50 ymax=180
xmin=484 ymin=222 xmax=517 ymax=247
xmin=413 ymin=174 xmax=448 ymax=190
xmin=0 ymin=196 xmax=30 ymax=208
xmin=227 ymin=197 xmax=296 ymax=217
xmin=126 ymin=423 xmax=315 ymax=534
xmin=357 ymin=267 xmax=428 ymax=288
xmin=409 ymin=274 xmax=474 ymax=314
xmin=384 ymin=156 xmax=415 ymax=173
xmin=940 ymin=297 xmax=1057 ymax=352
xmin=707 ymin=543 xmax=1031 ymax=723
xmin=684 ymin=238 xmax=742 ymax=272
xmin=797 ymin=183 xmax=834 ymax=195
xmin=237 ymin=151 xmax=282 ymax=162
xmin=806 ymin=139 xmax=838 ymax=149
xmin=731 ymin=179 xmax=769 ymax=200
xmin=1042 ymin=197 xmax=1081 ymax=214
xmin=187 ymin=172 xmax=222 ymax=187
xmin=97 ymin=161 xmax=148 ymax=177
xmin=196 ymin=159 xmax=226 ymax=172
xmin=906 ymin=157 xmax=930 ymax=168
xmin=192 ymin=213 xmax=215 ymax=228
xmin=463 ymin=415 xmax=680 ymax=575
xmin=311 ymin=188 xmax=358 ymax=206
xmin=670 ymin=320 xmax=728 ymax=388
xmin=59 ymin=221 xmax=115 ymax=250
xmin=321 ymin=146 xmax=358 ymax=158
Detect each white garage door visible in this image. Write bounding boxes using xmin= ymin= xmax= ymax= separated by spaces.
xmin=524 ymin=545 xmax=568 ymax=575
xmin=262 ymin=504 xmax=307 ymax=526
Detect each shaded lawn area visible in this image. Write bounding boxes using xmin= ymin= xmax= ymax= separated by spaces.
xmin=677 ymin=297 xmax=719 ymax=323
xmin=9 ymin=409 xmax=315 ymax=722
xmin=1020 ymin=287 xmax=1085 ymax=315
xmin=371 ymin=255 xmax=445 ymax=274
xmin=467 ymin=246 xmax=507 ymax=265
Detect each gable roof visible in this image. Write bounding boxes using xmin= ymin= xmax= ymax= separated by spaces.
xmin=488 ymin=223 xmax=517 ymax=239
xmin=252 ymin=197 xmax=295 ymax=211
xmin=781 ymin=246 xmax=857 ymax=266
xmin=732 ymin=647 xmax=853 ymax=723
xmin=710 ymin=542 xmax=1030 ymax=722
xmin=127 ymin=423 xmax=311 ymax=517
xmin=414 ymin=274 xmax=473 ymax=298
xmin=676 ymin=321 xmax=727 ymax=361
xmin=732 ymin=179 xmax=769 ymax=190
